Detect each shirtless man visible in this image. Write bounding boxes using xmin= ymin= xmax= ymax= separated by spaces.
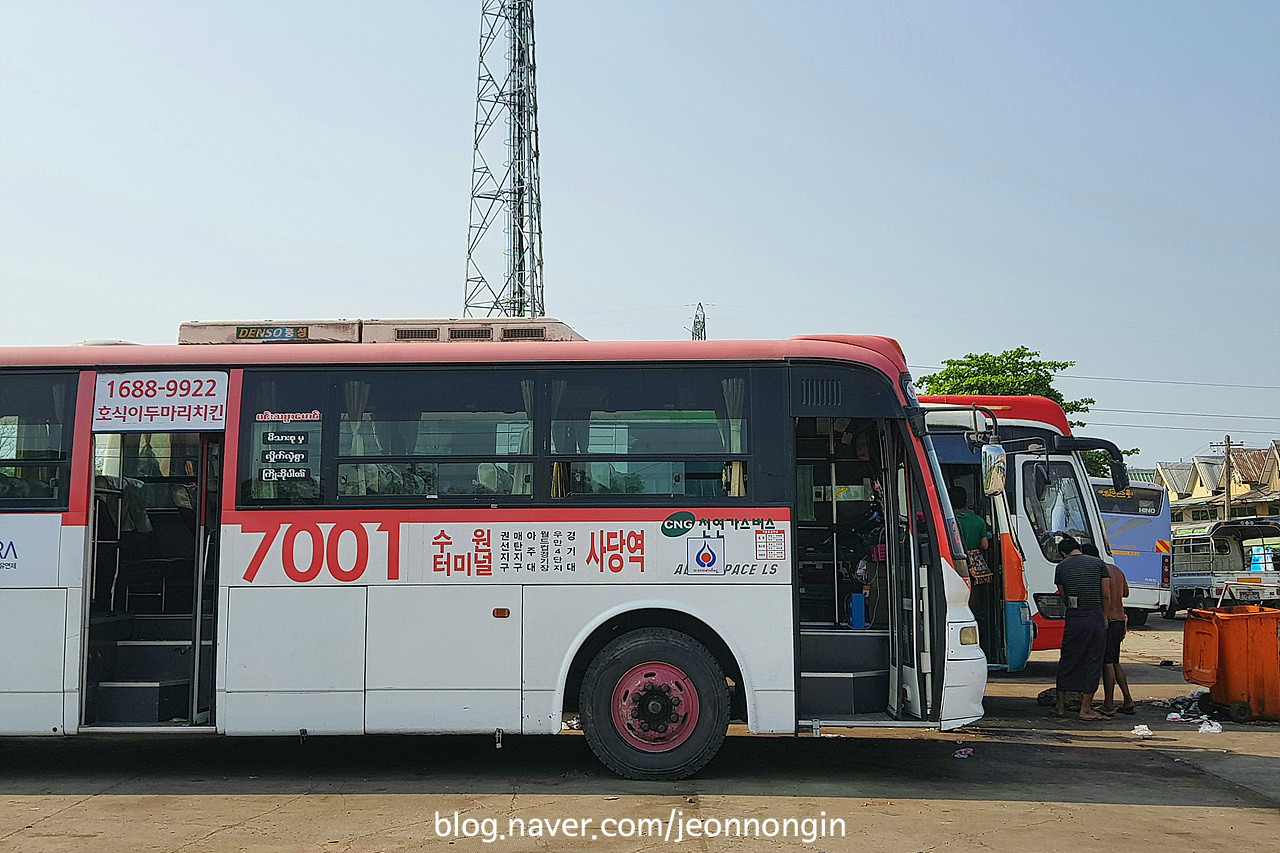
xmin=1085 ymin=543 xmax=1136 ymax=716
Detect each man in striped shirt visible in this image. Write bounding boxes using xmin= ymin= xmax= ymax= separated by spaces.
xmin=1052 ymin=536 xmax=1113 ymax=721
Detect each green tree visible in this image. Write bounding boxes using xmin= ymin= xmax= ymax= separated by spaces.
xmin=1078 ymin=449 xmax=1129 ymax=478
xmin=917 ymin=347 xmax=1135 ymax=476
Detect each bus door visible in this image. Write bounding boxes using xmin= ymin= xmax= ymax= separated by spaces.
xmin=888 ymin=429 xmax=929 ymax=719
xmin=918 ymin=419 xmax=1032 ymax=673
xmin=939 ymin=462 xmax=1004 ymax=661
xmin=82 ymin=372 xmax=227 ymax=727
xmin=790 ymin=364 xmax=933 ymax=723
xmin=192 ymin=436 xmax=221 ymax=723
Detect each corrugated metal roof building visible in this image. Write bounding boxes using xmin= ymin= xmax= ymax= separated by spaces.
xmin=1156 ymin=461 xmax=1193 ymax=498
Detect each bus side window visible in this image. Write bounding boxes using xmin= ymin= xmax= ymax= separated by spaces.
xmin=240 ymin=371 xmax=328 ymax=506
xmin=549 ymin=368 xmax=749 ymax=500
xmin=0 ymin=371 xmax=78 ymax=509
xmin=334 ymin=369 xmax=535 ymax=501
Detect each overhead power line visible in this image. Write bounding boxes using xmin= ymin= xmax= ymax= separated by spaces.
xmin=1090 ymin=408 xmax=1280 ymax=422
xmin=1057 ymin=374 xmax=1279 ymax=391
xmin=1080 ymin=421 xmax=1279 ymax=436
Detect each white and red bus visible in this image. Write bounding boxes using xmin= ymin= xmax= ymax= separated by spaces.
xmin=920 ymin=403 xmax=1034 ymax=672
xmin=919 ymin=396 xmax=1129 ymax=651
xmin=0 ymin=321 xmax=993 ymax=779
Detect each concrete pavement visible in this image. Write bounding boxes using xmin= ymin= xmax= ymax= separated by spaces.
xmin=1 ymin=616 xmax=1276 ymax=852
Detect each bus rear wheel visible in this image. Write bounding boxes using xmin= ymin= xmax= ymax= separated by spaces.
xmin=1124 ymin=609 xmax=1149 ymax=628
xmin=579 ymin=627 xmax=729 ymax=781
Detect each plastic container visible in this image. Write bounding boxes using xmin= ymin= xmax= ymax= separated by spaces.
xmin=1183 ymin=605 xmax=1280 ymax=722
xmin=847 ymin=593 xmax=866 ymax=629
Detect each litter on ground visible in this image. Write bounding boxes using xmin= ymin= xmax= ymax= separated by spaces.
xmin=1156 ymin=690 xmax=1213 ymax=719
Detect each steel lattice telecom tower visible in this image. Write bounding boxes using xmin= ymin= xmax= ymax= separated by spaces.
xmin=464 ymin=0 xmax=544 ymax=317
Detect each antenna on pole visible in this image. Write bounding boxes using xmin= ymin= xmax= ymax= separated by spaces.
xmin=691 ymin=303 xmax=706 ymax=340
xmin=464 ymin=0 xmax=544 ymax=318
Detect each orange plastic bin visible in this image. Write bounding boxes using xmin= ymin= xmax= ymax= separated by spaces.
xmin=1184 ymin=605 xmax=1280 ymax=722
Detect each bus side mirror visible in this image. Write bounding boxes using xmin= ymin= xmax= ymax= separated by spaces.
xmin=981 ymin=444 xmax=1007 ymax=497
xmin=1110 ymin=460 xmax=1130 ymax=493
xmin=1033 ymin=463 xmax=1050 ymax=502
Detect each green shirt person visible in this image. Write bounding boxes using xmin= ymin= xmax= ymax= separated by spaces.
xmin=950 ymin=486 xmax=990 ymax=551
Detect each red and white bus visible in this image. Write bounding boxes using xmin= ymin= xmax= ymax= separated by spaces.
xmin=919 ymin=395 xmax=1129 ymax=651
xmin=920 ymin=403 xmax=1034 ymax=673
xmin=0 ymin=321 xmax=994 ymax=779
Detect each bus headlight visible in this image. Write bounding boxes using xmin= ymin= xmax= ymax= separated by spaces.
xmin=959 ymin=626 xmax=979 ymax=645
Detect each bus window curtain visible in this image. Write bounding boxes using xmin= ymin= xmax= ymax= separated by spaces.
xmin=550 ymin=380 xmax=590 ymax=455
xmin=552 ymin=463 xmax=569 ymax=498
xmin=256 ymin=381 xmax=278 ymax=499
xmin=50 ymin=382 xmax=67 ymax=457
xmin=136 ymin=435 xmax=162 ymax=478
xmin=0 ymin=416 xmax=14 ymax=461
xmin=343 ymin=380 xmax=374 ymax=495
xmin=511 ymin=379 xmax=535 ymax=495
xmin=550 ymin=380 xmax=578 ymax=498
xmin=720 ymin=378 xmax=746 ymax=497
xmin=380 ymin=420 xmax=419 ymax=456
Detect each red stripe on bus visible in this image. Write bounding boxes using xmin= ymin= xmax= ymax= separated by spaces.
xmin=0 ymin=338 xmax=910 ymax=391
xmin=63 ymin=371 xmax=96 ymax=527
xmin=221 ymin=369 xmax=244 ymax=514
xmin=908 ymin=429 xmax=954 ymax=574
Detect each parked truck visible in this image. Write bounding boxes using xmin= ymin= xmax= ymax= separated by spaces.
xmin=1167 ymin=519 xmax=1280 ymax=616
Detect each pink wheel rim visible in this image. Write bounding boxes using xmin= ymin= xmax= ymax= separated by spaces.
xmin=610 ymin=661 xmax=700 ymax=753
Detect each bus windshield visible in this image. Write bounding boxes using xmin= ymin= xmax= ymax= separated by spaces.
xmin=1022 ymin=460 xmax=1095 ymax=561
xmin=1093 ymin=484 xmax=1163 ymax=516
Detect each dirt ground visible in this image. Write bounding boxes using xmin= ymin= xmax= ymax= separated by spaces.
xmin=2 ymin=616 xmax=1277 ymax=852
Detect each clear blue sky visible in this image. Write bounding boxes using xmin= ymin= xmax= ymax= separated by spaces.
xmin=1 ymin=0 xmax=1277 ymax=466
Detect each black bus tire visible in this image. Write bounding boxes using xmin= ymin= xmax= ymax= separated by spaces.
xmin=1124 ymin=609 xmax=1149 ymax=628
xmin=579 ymin=627 xmax=730 ymax=781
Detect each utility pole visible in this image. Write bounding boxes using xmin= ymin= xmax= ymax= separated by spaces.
xmin=464 ymin=0 xmax=544 ymax=318
xmin=691 ymin=303 xmax=706 ymax=340
xmin=1211 ymin=435 xmax=1233 ymax=520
